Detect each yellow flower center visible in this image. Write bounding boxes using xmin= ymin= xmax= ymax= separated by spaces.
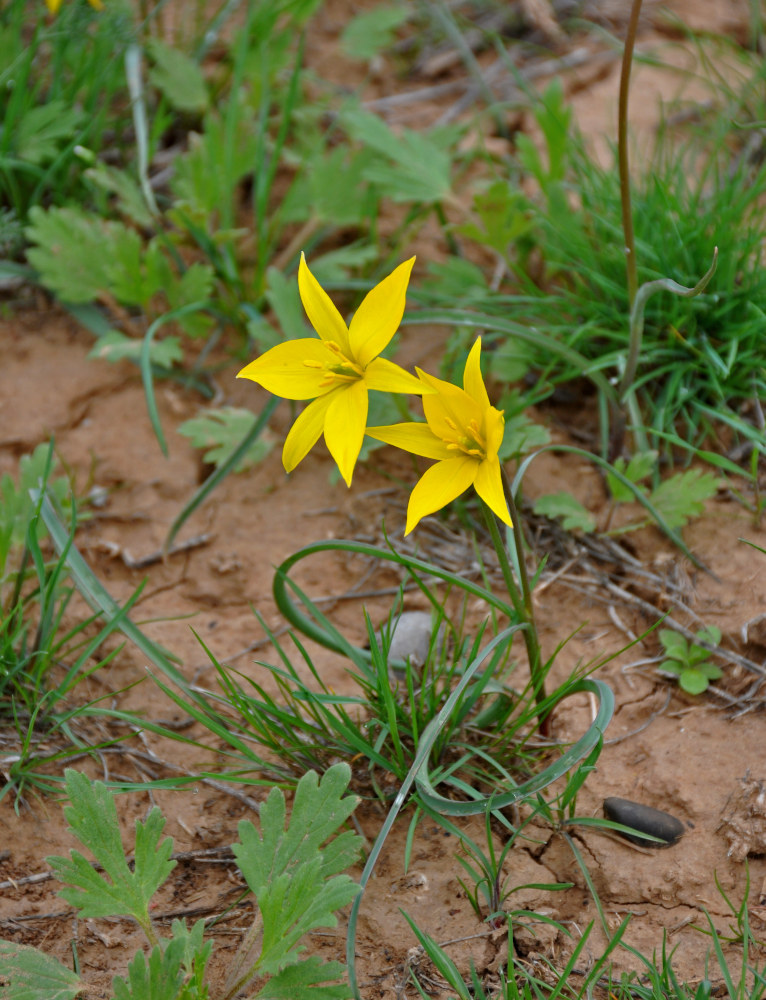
xmin=303 ymin=341 xmax=364 ymax=387
xmin=443 ymin=417 xmax=486 ymax=460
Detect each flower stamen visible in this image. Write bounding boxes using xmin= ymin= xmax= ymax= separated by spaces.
xmin=441 ymin=416 xmax=487 ymax=460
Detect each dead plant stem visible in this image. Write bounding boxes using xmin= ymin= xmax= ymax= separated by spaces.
xmin=618 ymin=0 xmax=642 ymax=309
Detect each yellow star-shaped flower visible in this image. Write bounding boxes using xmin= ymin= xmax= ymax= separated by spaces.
xmin=45 ymin=0 xmax=103 ymax=12
xmin=237 ymin=254 xmax=425 ymax=486
xmin=366 ymin=338 xmax=511 ymax=534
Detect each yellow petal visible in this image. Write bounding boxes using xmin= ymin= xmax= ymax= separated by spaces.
xmin=45 ymin=0 xmax=62 ymax=11
xmin=298 ymin=253 xmax=352 ymax=356
xmin=419 ymin=369 xmax=481 ymax=442
xmin=349 ymin=257 xmax=415 ymax=367
xmin=485 ymin=406 xmax=505 ymax=458
xmin=364 ymin=356 xmax=427 ymax=395
xmin=405 ymin=457 xmax=477 ymax=534
xmin=282 ymin=393 xmax=335 ymax=473
xmin=474 ymin=457 xmax=512 ymax=526
xmin=463 ymin=339 xmax=491 ymax=411
xmin=366 ymin=422 xmax=454 ymax=460
xmin=324 ymin=380 xmax=368 ymax=487
xmin=237 ymin=339 xmax=334 ymax=400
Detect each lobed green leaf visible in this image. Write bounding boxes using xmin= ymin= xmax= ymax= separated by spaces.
xmin=0 ymin=940 xmax=81 ymax=1000
xmin=649 ymin=469 xmax=719 ymax=530
xmin=47 ymin=769 xmax=175 ymax=930
xmin=533 ymin=492 xmax=596 ymax=533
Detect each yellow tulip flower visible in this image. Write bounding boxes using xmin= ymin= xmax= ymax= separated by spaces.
xmin=237 ymin=253 xmax=426 ymax=487
xmin=366 ymin=339 xmax=511 ymax=534
xmin=45 ymin=0 xmax=103 ymax=12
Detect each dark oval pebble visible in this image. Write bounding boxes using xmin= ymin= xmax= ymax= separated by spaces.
xmin=603 ymin=797 xmax=685 ymax=847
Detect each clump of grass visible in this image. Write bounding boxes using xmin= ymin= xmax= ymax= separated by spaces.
xmin=424 ymin=75 xmax=766 ymax=461
xmin=0 ymin=0 xmax=135 ymax=232
xmin=528 ymin=140 xmax=766 ymax=451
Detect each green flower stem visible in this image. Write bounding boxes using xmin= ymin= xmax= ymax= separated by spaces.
xmin=481 ymin=502 xmax=525 ymax=624
xmin=482 ymin=471 xmax=549 ymax=730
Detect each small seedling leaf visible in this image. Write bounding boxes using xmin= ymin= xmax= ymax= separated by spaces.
xmin=234 ymin=765 xmax=360 ymax=893
xmin=0 ymin=940 xmax=81 ymax=1000
xmin=16 ymin=100 xmax=84 ymax=166
xmin=490 ymin=342 xmax=536 ymax=384
xmin=457 ymin=182 xmax=534 ymax=256
xmin=85 ymin=163 xmax=155 ymax=229
xmin=280 ymin=149 xmax=373 ymax=228
xmin=649 ymin=469 xmax=719 ymax=530
xmin=533 ymin=492 xmax=596 ymax=533
xmin=659 ymin=629 xmax=688 ymax=660
xmin=697 ymin=625 xmax=722 ymax=647
xmin=165 ymin=262 xmax=215 ymax=338
xmin=659 ymin=658 xmax=683 ymax=677
xmin=254 ymin=862 xmax=360 ymax=976
xmin=700 ymin=662 xmax=724 ymax=680
xmin=111 ymin=920 xmax=211 ymax=999
xmin=148 ymin=38 xmax=209 ymax=114
xmin=340 ymin=6 xmax=408 ymax=60
xmin=112 ymin=943 xmax=182 ymax=1000
xmin=424 ymin=258 xmax=488 ymax=300
xmin=679 ymin=668 xmax=711 ymax=695
xmin=605 ymin=451 xmax=658 ymax=503
xmin=178 ymin=407 xmax=275 ymax=472
xmin=47 ymin=769 xmax=175 ymax=929
xmin=253 ymin=956 xmax=351 ymax=999
xmin=88 ymin=330 xmax=183 ymax=368
xmin=343 ymin=108 xmax=452 ymax=204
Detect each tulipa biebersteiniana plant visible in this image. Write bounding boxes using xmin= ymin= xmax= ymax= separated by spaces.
xmin=237 ymin=252 xmax=620 ymax=997
xmin=238 ymin=252 xmax=554 ymax=724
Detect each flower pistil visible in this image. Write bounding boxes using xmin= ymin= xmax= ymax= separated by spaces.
xmin=303 ymin=342 xmax=365 ymax=386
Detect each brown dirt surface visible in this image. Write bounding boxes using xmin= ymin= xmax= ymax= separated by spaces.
xmin=2 ymin=1 xmax=766 ymax=997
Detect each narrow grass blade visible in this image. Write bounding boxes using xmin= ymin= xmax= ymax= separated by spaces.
xmin=35 ymin=491 xmax=191 ymax=693
xmin=140 ymin=302 xmax=208 ymax=457
xmin=346 ymin=625 xmax=525 ymax=997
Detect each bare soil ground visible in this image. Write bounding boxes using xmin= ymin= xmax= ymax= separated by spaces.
xmin=1 ymin=2 xmax=766 ymax=996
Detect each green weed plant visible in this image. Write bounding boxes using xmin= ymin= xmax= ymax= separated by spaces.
xmin=658 ymin=625 xmax=724 ymax=695
xmin=0 ymin=446 xmax=152 ymax=801
xmin=440 ymin=76 xmax=765 ymax=461
xmin=0 ymin=0 xmax=134 ymax=239
xmin=0 ymin=765 xmax=361 ymax=1000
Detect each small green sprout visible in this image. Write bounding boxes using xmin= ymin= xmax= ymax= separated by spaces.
xmin=658 ymin=626 xmax=723 ymax=695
